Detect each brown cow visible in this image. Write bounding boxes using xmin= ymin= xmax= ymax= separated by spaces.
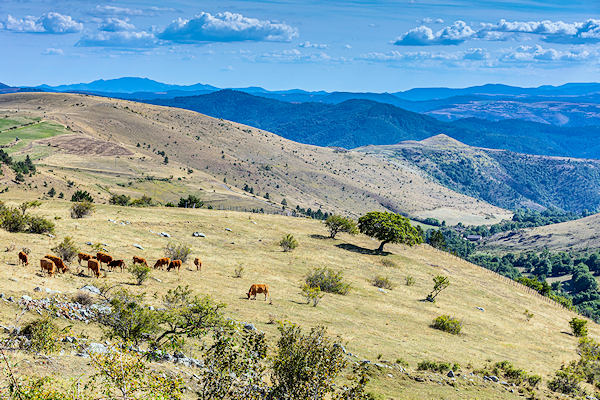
xmin=108 ymin=259 xmax=125 ymax=271
xmin=40 ymin=258 xmax=56 ymax=277
xmin=153 ymin=257 xmax=170 ymax=270
xmin=194 ymin=257 xmax=202 ymax=271
xmin=167 ymin=259 xmax=182 ymax=272
xmin=45 ymin=255 xmax=67 ymax=273
xmin=18 ymin=251 xmax=28 ymax=266
xmin=247 ymin=284 xmax=269 ymax=300
xmin=87 ymin=259 xmax=101 ymax=278
xmin=78 ymin=252 xmax=92 ymax=265
xmin=132 ymin=256 xmax=148 ymax=266
xmin=96 ymin=252 xmax=113 ymax=266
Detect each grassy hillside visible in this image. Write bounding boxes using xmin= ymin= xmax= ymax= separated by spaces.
xmin=0 ymin=92 xmax=509 ymax=225
xmin=483 ymin=213 xmax=600 ymax=253
xmin=357 ymin=134 xmax=600 ymax=213
xmin=0 ymin=196 xmax=593 ymax=398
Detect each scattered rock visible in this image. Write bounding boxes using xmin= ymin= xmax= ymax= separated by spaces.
xmin=86 ymin=242 xmax=92 ymax=245
xmin=133 ymin=244 xmax=144 ymax=250
xmin=45 ymin=288 xmax=60 ymax=294
xmin=225 ymin=228 xmax=232 ymax=232
xmin=80 ymin=285 xmax=101 ymax=295
xmin=87 ymin=343 xmax=108 ymax=354
xmin=476 ymin=307 xmax=485 ymax=312
xmin=243 ymin=323 xmax=256 ymax=331
xmin=33 ymin=287 xmax=42 ymax=292
xmin=8 ymin=278 xmax=18 ymax=282
xmin=192 ymin=232 xmax=206 ymax=237
xmin=159 ymin=232 xmax=171 ymax=238
xmin=21 ymin=295 xmax=32 ymax=302
xmin=46 ymin=234 xmax=55 ymax=238
xmin=151 ymin=277 xmax=162 ymax=283
xmin=447 ymin=370 xmax=455 ymax=378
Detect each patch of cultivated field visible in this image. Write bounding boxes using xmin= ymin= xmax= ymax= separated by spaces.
xmin=0 ymin=197 xmax=591 ymax=398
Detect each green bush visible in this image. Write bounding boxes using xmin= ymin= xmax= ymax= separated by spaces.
xmin=372 ymin=276 xmax=393 ymax=290
xmin=70 ymin=201 xmax=94 ymax=219
xmin=305 ymin=268 xmax=350 ymax=295
xmin=431 ymin=315 xmax=462 ymax=335
xmin=417 ymin=360 xmax=460 ymax=373
xmin=26 ymin=215 xmax=55 ymax=234
xmin=0 ymin=207 xmax=54 ymax=234
xmin=405 ymin=275 xmax=415 ymax=286
xmin=21 ymin=316 xmax=62 ymax=354
xmin=279 ymin=233 xmax=298 ymax=252
xmin=426 ymin=275 xmax=450 ymax=302
xmin=301 ymin=284 xmax=324 ymax=307
xmin=51 ymin=236 xmax=78 ymax=262
xmin=128 ymin=263 xmax=150 ymax=285
xmin=324 ymin=215 xmax=358 ymax=238
xmin=548 ymin=363 xmax=582 ymax=395
xmin=109 ymin=194 xmax=131 ymax=206
xmin=71 ymin=190 xmax=94 ymax=202
xmin=569 ymin=317 xmax=588 ymax=337
xmin=164 ymin=242 xmax=192 ymax=263
xmin=178 ymin=194 xmax=203 ymax=208
xmin=130 ymin=195 xmax=153 ymax=207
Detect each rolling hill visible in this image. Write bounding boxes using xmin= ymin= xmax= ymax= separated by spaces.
xmin=0 ymin=92 xmax=509 ymax=225
xmin=483 ymin=213 xmax=600 ymax=253
xmin=0 ymin=195 xmax=593 ymax=399
xmin=356 ymin=134 xmax=600 ymax=213
xmin=145 ymin=90 xmax=600 ymax=158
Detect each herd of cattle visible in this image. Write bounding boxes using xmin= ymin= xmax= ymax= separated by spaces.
xmin=17 ymin=250 xmax=269 ymax=300
xmin=17 ymin=250 xmax=202 ymax=278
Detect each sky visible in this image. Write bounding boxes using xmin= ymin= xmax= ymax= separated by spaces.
xmin=0 ymin=0 xmax=599 ymax=91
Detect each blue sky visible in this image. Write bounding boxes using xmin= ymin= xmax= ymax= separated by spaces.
xmin=1 ymin=0 xmax=599 ymax=91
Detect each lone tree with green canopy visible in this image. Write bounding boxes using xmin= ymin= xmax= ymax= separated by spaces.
xmin=358 ymin=211 xmax=423 ymax=252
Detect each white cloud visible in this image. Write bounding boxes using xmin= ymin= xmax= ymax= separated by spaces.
xmin=298 ymin=41 xmax=328 ymax=49
xmin=93 ymin=5 xmax=143 ymax=16
xmin=99 ymin=18 xmax=135 ymax=32
xmin=359 ymin=48 xmax=488 ymax=62
xmin=42 ymin=48 xmax=64 ymax=55
xmin=501 ymin=44 xmax=595 ymax=62
xmin=158 ymin=11 xmax=298 ymax=43
xmin=3 ymin=12 xmax=82 ymax=34
xmin=394 ymin=21 xmax=475 ymax=45
xmin=76 ymin=30 xmax=157 ymax=48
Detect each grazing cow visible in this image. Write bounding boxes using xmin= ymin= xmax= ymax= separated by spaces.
xmin=45 ymin=255 xmax=67 ymax=273
xmin=247 ymin=284 xmax=269 ymax=300
xmin=132 ymin=256 xmax=148 ymax=266
xmin=96 ymin=252 xmax=113 ymax=266
xmin=78 ymin=252 xmax=92 ymax=265
xmin=18 ymin=251 xmax=28 ymax=266
xmin=87 ymin=259 xmax=101 ymax=278
xmin=167 ymin=259 xmax=182 ymax=272
xmin=40 ymin=258 xmax=56 ymax=277
xmin=194 ymin=257 xmax=202 ymax=271
xmin=153 ymin=257 xmax=170 ymax=270
xmin=108 ymin=259 xmax=126 ymax=271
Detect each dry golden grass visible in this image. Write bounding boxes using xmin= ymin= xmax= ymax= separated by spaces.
xmin=0 ymin=197 xmax=590 ymax=398
xmin=0 ymin=92 xmax=510 ymax=224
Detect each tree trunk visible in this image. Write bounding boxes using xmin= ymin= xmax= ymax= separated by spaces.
xmin=378 ymin=240 xmax=389 ymax=252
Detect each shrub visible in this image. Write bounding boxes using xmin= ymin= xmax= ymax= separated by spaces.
xmin=178 ymin=194 xmax=203 ymax=208
xmin=380 ymin=258 xmax=397 ymax=268
xmin=70 ymin=201 xmax=94 ymax=219
xmin=279 ymin=233 xmax=298 ymax=252
xmin=372 ymin=276 xmax=393 ymax=290
xmin=51 ymin=236 xmax=78 ymax=262
xmin=72 ymin=291 xmax=94 ymax=306
xmin=301 ymin=284 xmax=324 ymax=307
xmin=0 ymin=208 xmax=28 ymax=232
xmin=324 ymin=215 xmax=358 ymax=238
xmin=26 ymin=215 xmax=55 ymax=234
xmin=305 ymin=268 xmax=350 ymax=295
xmin=405 ymin=275 xmax=415 ymax=286
xmin=431 ymin=315 xmax=462 ymax=335
xmin=109 ymin=194 xmax=131 ymax=206
xmin=21 ymin=316 xmax=62 ymax=354
xmin=569 ymin=317 xmax=588 ymax=337
xmin=164 ymin=242 xmax=192 ymax=263
xmin=129 ymin=263 xmax=150 ymax=285
xmin=489 ymin=361 xmax=541 ymax=388
xmin=426 ymin=275 xmax=450 ymax=302
xmin=233 ymin=265 xmax=244 ymax=278
xmin=548 ymin=365 xmax=582 ymax=395
xmin=71 ymin=190 xmax=94 ymax=202
xmin=417 ymin=360 xmax=459 ymax=373
xmin=130 ymin=195 xmax=153 ymax=207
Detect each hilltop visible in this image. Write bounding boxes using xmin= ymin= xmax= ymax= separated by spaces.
xmin=483 ymin=213 xmax=600 ymax=253
xmin=0 ymin=92 xmax=509 ymax=225
xmin=356 ymin=135 xmax=600 ymax=213
xmin=0 ymin=197 xmax=593 ymax=398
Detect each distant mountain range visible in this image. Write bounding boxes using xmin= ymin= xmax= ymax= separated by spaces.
xmin=145 ymin=89 xmax=600 ymax=158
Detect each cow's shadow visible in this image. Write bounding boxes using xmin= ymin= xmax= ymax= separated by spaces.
xmin=335 ymin=243 xmax=390 ymax=256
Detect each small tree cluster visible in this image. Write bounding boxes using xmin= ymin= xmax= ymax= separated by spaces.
xmin=279 ymin=234 xmax=298 ymax=252
xmin=164 ymin=242 xmax=192 ymax=263
xmin=129 ymin=263 xmax=151 ymax=285
xmin=305 ymin=268 xmax=350 ymax=295
xmin=178 ymin=194 xmax=203 ymax=208
xmin=301 ymin=284 xmax=324 ymax=307
xmin=70 ymin=201 xmax=94 ymax=219
xmin=71 ymin=190 xmax=94 ymax=202
xmin=51 ymin=236 xmax=78 ymax=262
xmin=324 ymin=215 xmax=358 ymax=239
